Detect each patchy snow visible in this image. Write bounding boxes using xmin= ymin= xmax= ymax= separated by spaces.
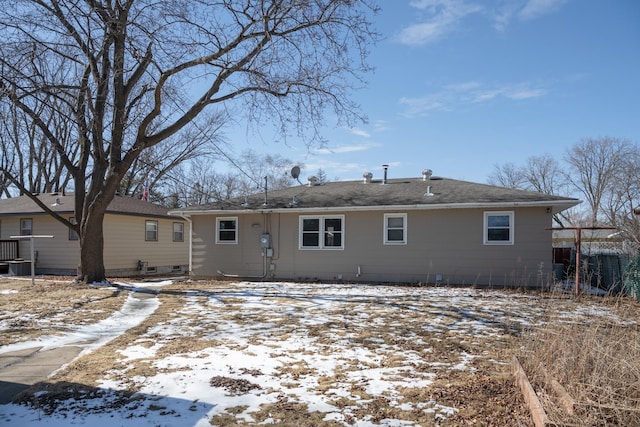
xmin=0 ymin=280 xmax=624 ymax=426
xmin=0 ymin=292 xmax=158 ymax=355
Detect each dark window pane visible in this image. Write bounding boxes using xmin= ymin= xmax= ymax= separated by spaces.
xmin=388 ymin=229 xmax=404 ymax=241
xmin=219 ymin=220 xmax=236 ymax=230
xmin=324 ymin=218 xmax=342 ymax=232
xmin=488 ymin=215 xmax=509 ymax=228
xmin=387 ymin=217 xmax=404 ymax=228
xmin=303 ymin=218 xmax=320 ymax=231
xmin=303 ymin=233 xmax=319 ymax=247
xmin=219 ymin=230 xmax=236 ymax=241
xmin=325 ymin=232 xmax=341 ymax=247
xmin=488 ymin=228 xmax=510 ymax=241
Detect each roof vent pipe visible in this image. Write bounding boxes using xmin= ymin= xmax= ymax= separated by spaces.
xmin=363 ymin=172 xmax=373 ymax=184
xmin=422 ymin=169 xmax=432 ymax=181
xmin=382 ymin=164 xmax=389 ymax=185
xmin=307 ymin=176 xmax=318 ymax=187
xmin=424 ymin=186 xmax=434 ymax=197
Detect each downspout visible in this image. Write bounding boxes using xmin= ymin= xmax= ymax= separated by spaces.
xmin=178 ymin=215 xmax=193 ymax=275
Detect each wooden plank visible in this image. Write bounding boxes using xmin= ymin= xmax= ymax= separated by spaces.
xmin=512 ymin=356 xmax=552 ymax=427
xmin=550 ymin=379 xmax=576 ymax=416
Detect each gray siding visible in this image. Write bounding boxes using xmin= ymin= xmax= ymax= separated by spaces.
xmin=191 ymin=207 xmax=554 ymax=287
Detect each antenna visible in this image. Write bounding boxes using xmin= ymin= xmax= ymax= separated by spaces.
xmin=291 ymin=166 xmax=302 ymax=185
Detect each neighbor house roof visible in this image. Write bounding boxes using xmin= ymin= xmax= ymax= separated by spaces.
xmin=0 ymin=193 xmax=171 ymax=218
xmin=170 ymin=176 xmax=581 ymax=216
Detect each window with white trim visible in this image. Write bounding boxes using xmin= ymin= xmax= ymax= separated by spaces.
xmin=216 ymin=217 xmax=238 ymax=244
xmin=145 ymin=220 xmax=158 ymax=241
xmin=173 ymin=222 xmax=184 ymax=242
xmin=20 ymin=218 xmax=32 ymax=236
xmin=384 ymin=213 xmax=407 ymax=245
xmin=483 ymin=211 xmax=514 ymax=245
xmin=299 ymin=215 xmax=344 ymax=249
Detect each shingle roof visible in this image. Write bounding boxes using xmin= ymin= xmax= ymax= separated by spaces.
xmin=170 ymin=176 xmax=580 ymax=215
xmin=0 ymin=193 xmax=171 ymax=218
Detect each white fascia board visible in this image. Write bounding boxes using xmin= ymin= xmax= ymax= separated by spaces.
xmin=168 ymin=199 xmax=581 ymax=216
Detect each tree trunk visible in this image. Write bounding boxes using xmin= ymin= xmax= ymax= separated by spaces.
xmin=76 ymin=209 xmax=106 ymax=284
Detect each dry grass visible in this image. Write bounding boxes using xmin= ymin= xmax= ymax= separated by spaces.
xmin=0 ymin=277 xmax=125 ymax=346
xmin=12 ymin=278 xmax=637 ymax=426
xmin=519 ymin=294 xmax=640 ymax=426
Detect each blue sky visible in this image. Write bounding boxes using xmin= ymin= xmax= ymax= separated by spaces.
xmin=228 ymin=0 xmax=640 ymax=185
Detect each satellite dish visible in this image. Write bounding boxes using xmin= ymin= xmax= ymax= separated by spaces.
xmin=291 ymin=166 xmax=301 ymax=179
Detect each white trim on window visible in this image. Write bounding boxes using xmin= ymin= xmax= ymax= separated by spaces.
xmin=483 ymin=211 xmax=514 ymax=245
xmin=299 ymin=215 xmax=345 ymax=250
xmin=216 ymin=217 xmax=238 ymax=244
xmin=145 ymin=220 xmax=158 ymax=242
xmin=384 ymin=213 xmax=407 ymax=245
xmin=173 ymin=222 xmax=184 ymax=242
xmin=20 ymin=218 xmax=32 ymax=236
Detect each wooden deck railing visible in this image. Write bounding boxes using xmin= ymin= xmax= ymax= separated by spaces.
xmin=0 ymin=240 xmax=19 ymax=261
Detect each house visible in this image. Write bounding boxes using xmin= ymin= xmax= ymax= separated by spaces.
xmin=169 ymin=170 xmax=580 ymax=287
xmin=0 ymin=193 xmax=189 ymax=277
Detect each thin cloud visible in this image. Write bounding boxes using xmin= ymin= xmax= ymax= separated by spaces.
xmin=494 ymin=0 xmax=568 ymax=30
xmin=397 ymin=0 xmax=483 ymax=46
xmin=519 ymin=0 xmax=568 ymax=20
xmin=313 ymin=143 xmax=380 ymax=155
xmin=373 ymin=120 xmax=392 ymax=132
xmin=400 ymin=81 xmax=547 ymax=117
xmin=346 ymin=127 xmax=371 ymax=138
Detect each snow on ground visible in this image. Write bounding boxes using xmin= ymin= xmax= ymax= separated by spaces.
xmin=0 ymin=281 xmax=622 ymax=426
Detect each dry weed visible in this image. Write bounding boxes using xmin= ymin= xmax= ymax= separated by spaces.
xmin=520 ymin=295 xmax=640 ymax=426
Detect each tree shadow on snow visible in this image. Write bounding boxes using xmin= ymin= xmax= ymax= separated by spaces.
xmin=2 ymin=379 xmax=215 ymax=425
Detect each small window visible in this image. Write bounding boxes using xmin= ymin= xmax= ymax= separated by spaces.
xmin=484 ymin=211 xmax=514 ymax=245
xmin=20 ymin=218 xmax=32 ymax=236
xmin=173 ymin=222 xmax=184 ymax=242
xmin=299 ymin=215 xmax=344 ymax=250
xmin=69 ymin=217 xmax=79 ymax=241
xmin=145 ymin=220 xmax=158 ymax=241
xmin=216 ymin=217 xmax=238 ymax=244
xmin=384 ymin=213 xmax=407 ymax=245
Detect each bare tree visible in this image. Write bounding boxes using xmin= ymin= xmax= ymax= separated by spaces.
xmin=599 ymin=143 xmax=640 ymax=243
xmin=168 ymin=150 xmax=301 ymax=207
xmin=489 ymin=155 xmax=573 ymax=226
xmin=0 ymin=0 xmax=378 ymax=283
xmin=488 ymin=162 xmax=526 ymax=189
xmin=564 ymin=137 xmax=637 ymax=226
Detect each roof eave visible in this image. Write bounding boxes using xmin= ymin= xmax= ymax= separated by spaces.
xmin=169 ymin=199 xmax=581 ymax=216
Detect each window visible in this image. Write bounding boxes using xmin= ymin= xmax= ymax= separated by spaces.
xmin=173 ymin=222 xmax=184 ymax=242
xmin=384 ymin=213 xmax=407 ymax=245
xmin=145 ymin=220 xmax=158 ymax=241
xmin=216 ymin=217 xmax=238 ymax=244
xmin=69 ymin=217 xmax=79 ymax=241
xmin=484 ymin=211 xmax=514 ymax=245
xmin=299 ymin=215 xmax=344 ymax=249
xmin=20 ymin=218 xmax=32 ymax=236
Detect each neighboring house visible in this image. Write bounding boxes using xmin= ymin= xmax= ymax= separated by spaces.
xmin=169 ymin=171 xmax=580 ymax=287
xmin=0 ymin=193 xmax=189 ymax=277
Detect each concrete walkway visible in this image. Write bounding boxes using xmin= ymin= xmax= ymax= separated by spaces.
xmin=0 ymin=346 xmax=84 ymax=404
xmin=0 ymin=290 xmax=159 ymax=404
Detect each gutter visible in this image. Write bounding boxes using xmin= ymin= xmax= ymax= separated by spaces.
xmin=168 ymin=199 xmax=581 ymax=216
